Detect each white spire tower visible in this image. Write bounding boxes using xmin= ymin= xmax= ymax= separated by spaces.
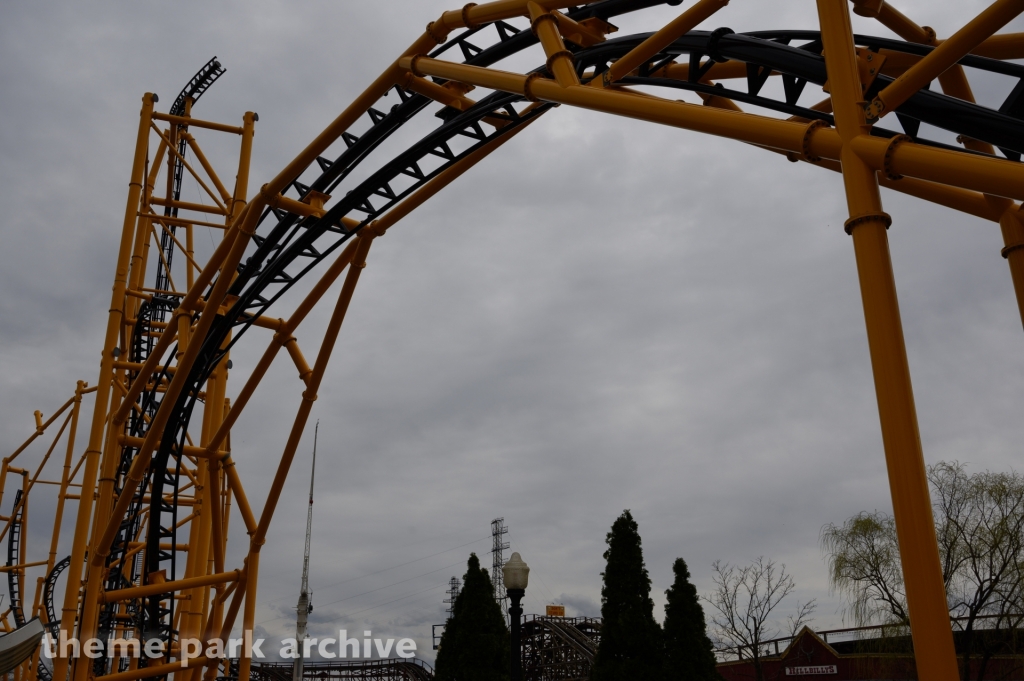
xmin=293 ymin=421 xmax=318 ymax=681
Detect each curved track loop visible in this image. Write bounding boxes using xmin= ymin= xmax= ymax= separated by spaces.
xmin=88 ymin=57 xmax=231 ymax=675
xmin=6 ymin=489 xmax=26 ymax=628
xmin=43 ymin=556 xmax=70 ymax=638
xmin=12 ymin=2 xmax=1020 ymax=680
xmin=128 ymin=0 xmax=1024 ymax=669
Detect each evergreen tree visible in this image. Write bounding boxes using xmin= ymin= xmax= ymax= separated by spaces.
xmin=434 ymin=553 xmax=510 ymax=681
xmin=592 ymin=510 xmax=664 ymax=681
xmin=663 ymin=558 xmax=721 ymax=681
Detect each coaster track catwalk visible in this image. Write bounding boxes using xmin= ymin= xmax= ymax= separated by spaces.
xmin=4 ymin=1 xmax=1024 ymax=680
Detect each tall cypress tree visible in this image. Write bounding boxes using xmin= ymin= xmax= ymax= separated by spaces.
xmin=663 ymin=558 xmax=721 ymax=681
xmin=434 ymin=553 xmax=510 ymax=681
xmin=592 ymin=510 xmax=664 ymax=681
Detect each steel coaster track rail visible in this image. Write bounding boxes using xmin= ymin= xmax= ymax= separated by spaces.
xmin=51 ymin=2 xmax=1024 ymax=680
xmin=88 ymin=58 xmax=228 ymax=677
xmin=92 ymin=2 xmax=674 ymax=673
xmin=133 ymin=10 xmax=1024 ymax=671
xmin=6 ymin=490 xmax=26 ymax=628
xmin=162 ymin=23 xmax=1024 ymax=486
xmin=42 ymin=556 xmax=69 ymax=639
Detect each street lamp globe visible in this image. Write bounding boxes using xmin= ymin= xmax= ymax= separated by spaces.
xmin=503 ymin=552 xmax=529 ymax=681
xmin=502 ymin=552 xmax=530 ymax=591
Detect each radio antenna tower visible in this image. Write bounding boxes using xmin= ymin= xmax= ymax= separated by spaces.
xmin=491 ymin=518 xmax=510 ymax=620
xmin=292 ymin=421 xmax=318 ymax=681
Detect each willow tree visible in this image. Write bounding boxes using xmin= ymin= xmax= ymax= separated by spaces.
xmin=821 ymin=461 xmax=1024 ymax=680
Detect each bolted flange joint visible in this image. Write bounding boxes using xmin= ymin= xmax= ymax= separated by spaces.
xmin=845 ymin=212 xmax=892 ymax=235
xmin=1002 ymin=242 xmax=1024 ymax=259
xmin=883 ymin=134 xmax=911 ymax=180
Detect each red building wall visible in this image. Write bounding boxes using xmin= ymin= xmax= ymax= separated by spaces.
xmin=717 ymin=628 xmax=1024 ymax=681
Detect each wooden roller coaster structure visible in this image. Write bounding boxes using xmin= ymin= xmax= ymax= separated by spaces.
xmin=4 ymin=1 xmax=1024 ymax=679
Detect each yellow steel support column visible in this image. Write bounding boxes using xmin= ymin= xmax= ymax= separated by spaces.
xmin=77 ymin=189 xmax=256 ymax=681
xmin=1000 ymin=210 xmax=1024 ymax=328
xmin=45 ymin=381 xmax=86 ymax=573
xmin=817 ymin=1 xmax=958 ymax=676
xmin=229 ymin=113 xmax=257 ymax=225
xmin=60 ymin=92 xmax=156 ymax=681
xmin=528 ymin=2 xmax=581 ymax=87
xmin=858 ymin=0 xmax=1024 ymax=330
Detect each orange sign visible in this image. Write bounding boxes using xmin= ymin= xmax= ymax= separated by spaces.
xmin=545 ymin=605 xmax=566 ymax=617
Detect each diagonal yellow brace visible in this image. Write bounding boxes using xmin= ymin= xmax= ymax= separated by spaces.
xmin=598 ymin=0 xmax=730 ymax=86
xmin=865 ymin=0 xmax=1024 ymax=120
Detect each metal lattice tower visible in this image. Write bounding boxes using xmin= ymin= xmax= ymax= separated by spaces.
xmin=293 ymin=422 xmax=318 ymax=681
xmin=444 ymin=576 xmax=461 ymax=621
xmin=491 ymin=517 xmax=510 ymax=620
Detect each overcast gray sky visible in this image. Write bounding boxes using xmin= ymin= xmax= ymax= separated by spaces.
xmin=2 ymin=0 xmax=1024 ymax=665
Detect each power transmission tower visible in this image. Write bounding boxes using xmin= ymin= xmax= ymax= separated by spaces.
xmin=491 ymin=518 xmax=510 ymax=621
xmin=444 ymin=576 xmax=461 ymax=620
xmin=292 ymin=422 xmax=318 ymax=681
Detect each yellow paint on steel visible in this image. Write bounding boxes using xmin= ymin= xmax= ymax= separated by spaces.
xmin=148 ymin=196 xmax=228 ymax=216
xmin=101 ymin=570 xmax=241 ymax=604
xmin=819 ymin=0 xmax=959 ymax=674
xmin=528 ymin=2 xmax=582 ymax=87
xmin=599 ymin=0 xmax=729 ymax=85
xmin=57 ymin=91 xmax=156 ymax=681
xmin=149 ymin=124 xmax=227 ymax=212
xmin=866 ymin=0 xmax=1024 ymax=119
xmin=403 ymin=54 xmax=1024 ymax=201
xmin=11 ymin=5 xmax=1024 ymax=681
xmin=151 ymin=112 xmax=244 ymax=136
xmin=851 ymin=0 xmax=937 ymax=44
xmin=182 ymin=133 xmax=233 ymax=204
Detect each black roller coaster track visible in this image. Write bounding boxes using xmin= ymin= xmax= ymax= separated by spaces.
xmin=91 ymin=0 xmax=1024 ymax=674
xmin=42 ymin=556 xmax=69 ymax=638
xmin=6 ymin=489 xmax=25 ymax=629
xmin=93 ymin=58 xmax=228 ymax=674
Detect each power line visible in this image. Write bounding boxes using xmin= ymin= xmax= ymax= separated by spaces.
xmin=321 ymin=581 xmax=449 ymax=624
xmin=263 ymin=534 xmax=489 ymax=606
xmin=256 ymin=557 xmax=471 ymax=626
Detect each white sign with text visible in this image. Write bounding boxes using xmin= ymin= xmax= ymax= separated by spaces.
xmin=785 ymin=665 xmax=838 ymax=675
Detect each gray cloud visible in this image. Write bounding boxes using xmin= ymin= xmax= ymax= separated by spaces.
xmin=3 ymin=0 xmax=1024 ymax=668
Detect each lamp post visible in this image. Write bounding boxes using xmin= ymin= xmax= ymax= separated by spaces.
xmin=502 ymin=552 xmax=529 ymax=681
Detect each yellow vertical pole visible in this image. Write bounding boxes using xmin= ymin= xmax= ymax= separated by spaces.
xmin=817 ymin=2 xmax=958 ymax=677
xmin=60 ymin=92 xmax=156 ymax=681
xmin=186 ymin=223 xmax=196 ymax=290
xmin=180 ymin=349 xmax=227 ymax=681
xmin=0 ymin=461 xmax=9 ymax=524
xmin=127 ymin=139 xmax=166 ymax=327
xmin=46 ymin=381 xmax=86 ymax=573
xmin=80 ymin=110 xmax=256 ymax=681
xmin=229 ymin=113 xmax=257 ymax=224
xmin=999 ymin=210 xmax=1024 ymax=329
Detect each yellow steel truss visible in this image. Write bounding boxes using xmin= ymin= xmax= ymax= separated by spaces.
xmin=6 ymin=2 xmax=1024 ymax=680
